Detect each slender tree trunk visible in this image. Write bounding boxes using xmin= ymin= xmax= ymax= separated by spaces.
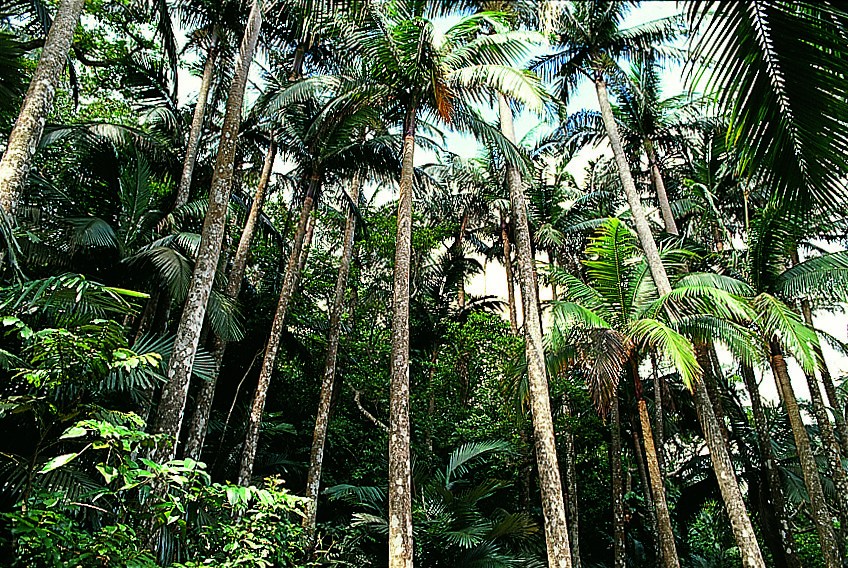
xmin=740 ymin=363 xmax=801 ymax=568
xmin=610 ymin=391 xmax=625 ymax=568
xmin=800 ymin=301 xmax=848 ymax=455
xmin=296 ymin=209 xmax=316 ymax=282
xmin=303 ymin=172 xmax=361 ymax=537
xmin=644 ymin=140 xmax=678 ymax=236
xmin=0 ymin=0 xmax=85 ymax=218
xmin=595 ymin=59 xmax=766 ymax=568
xmin=691 ymin=351 xmax=767 ymax=568
xmin=183 ymin=140 xmax=277 ymax=460
xmin=425 ymin=347 xmax=439 ymax=458
xmin=387 ymin=105 xmax=416 ymax=568
xmin=499 ymin=92 xmax=572 ymax=568
xmin=173 ymin=28 xmax=220 ymax=210
xmin=236 ymin=178 xmax=319 ymax=486
xmin=562 ymin=388 xmax=580 ymax=568
xmin=797 ymin=303 xmax=848 ymax=555
xmin=632 ymin=361 xmax=679 ymax=568
xmin=150 ymin=1 xmax=262 ymax=462
xmin=591 ymin=63 xmax=671 ymax=298
xmin=520 ymin=422 xmax=533 ymax=514
xmin=650 ymin=353 xmax=665 ymax=471
xmin=769 ymin=339 xmax=841 ymax=568
xmin=501 ymin=215 xmax=518 ymax=334
xmin=631 ymin=421 xmax=662 ymax=564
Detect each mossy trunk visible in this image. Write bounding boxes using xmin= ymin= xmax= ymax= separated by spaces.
xmin=151 ymin=1 xmax=262 ymax=462
xmin=0 ymin=0 xmax=86 ymax=218
xmin=387 ymin=105 xmax=416 ymax=568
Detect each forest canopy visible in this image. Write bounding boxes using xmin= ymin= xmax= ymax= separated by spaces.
xmin=1 ymin=1 xmax=847 ymax=567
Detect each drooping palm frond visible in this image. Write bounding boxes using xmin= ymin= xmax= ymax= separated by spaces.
xmin=687 ymin=1 xmax=848 ymax=209
xmin=751 ymin=293 xmax=818 ymax=374
xmin=774 ymin=251 xmax=848 ymax=304
xmin=444 ymin=440 xmax=513 ymax=486
xmin=629 ymin=318 xmax=701 ymax=390
xmin=0 ymin=274 xmax=144 ymax=321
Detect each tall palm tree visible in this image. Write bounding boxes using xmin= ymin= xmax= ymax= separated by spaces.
xmin=739 ymin=205 xmax=848 ymax=568
xmin=235 ymin=70 xmax=399 ymax=486
xmin=533 ymin=5 xmax=766 ymax=567
xmin=303 ymin=171 xmax=363 ymax=538
xmin=344 ymin=3 xmax=547 ymax=566
xmin=0 ymin=0 xmax=86 ymax=219
xmin=150 ymin=0 xmax=263 ymax=463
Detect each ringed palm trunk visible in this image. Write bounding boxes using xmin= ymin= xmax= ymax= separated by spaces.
xmin=739 ymin=363 xmax=801 ymax=568
xmin=769 ymin=339 xmax=841 ymax=568
xmin=562 ymin=387 xmax=580 ymax=568
xmin=0 ymin=0 xmax=86 ymax=218
xmin=631 ymin=360 xmax=679 ymax=568
xmin=610 ymin=390 xmax=625 ymax=568
xmin=592 ymin=60 xmax=766 ymax=568
xmin=631 ymin=418 xmax=662 ymax=563
xmin=500 ymin=214 xmax=519 ymax=334
xmin=183 ymin=140 xmax=278 ymax=460
xmin=499 ymin=92 xmax=573 ymax=568
xmin=643 ymin=140 xmax=678 ymax=236
xmin=236 ymin=176 xmax=319 ymax=486
xmin=388 ymin=104 xmax=416 ymax=568
xmin=796 ymin=300 xmax=848 ymax=553
xmin=691 ymin=350 xmax=770 ymax=568
xmin=303 ymin=172 xmax=362 ymax=537
xmin=173 ymin=28 xmax=221 ymax=210
xmin=151 ymin=0 xmax=263 ymax=461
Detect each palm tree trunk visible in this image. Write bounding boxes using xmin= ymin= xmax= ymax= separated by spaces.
xmin=303 ymin=172 xmax=361 ymax=537
xmin=797 ymin=303 xmax=848 ymax=555
xmin=561 ymin=388 xmax=580 ymax=568
xmin=740 ymin=362 xmax=801 ymax=568
xmin=769 ymin=339 xmax=841 ymax=568
xmin=819 ymin=353 xmax=848 ymax=456
xmin=236 ymin=178 xmax=319 ymax=486
xmin=151 ymin=0 xmax=262 ymax=462
xmin=499 ymin=92 xmax=573 ymax=568
xmin=595 ymin=60 xmax=766 ymax=568
xmin=500 ymin=215 xmax=518 ymax=334
xmin=630 ymin=421 xmax=662 ymax=563
xmin=643 ymin=140 xmax=678 ymax=236
xmin=610 ymin=391 xmax=625 ymax=568
xmin=650 ymin=353 xmax=665 ymax=471
xmin=800 ymin=300 xmax=848 ymax=454
xmin=296 ymin=209 xmax=316 ymax=282
xmin=690 ymin=352 xmax=767 ymax=568
xmin=0 ymin=0 xmax=86 ymax=218
xmin=183 ymin=139 xmax=277 ymax=460
xmin=173 ymin=28 xmax=220 ymax=210
xmin=387 ymin=104 xmax=417 ymax=568
xmin=631 ymin=361 xmax=679 ymax=568
xmin=520 ymin=422 xmax=533 ymax=514
xmin=591 ymin=63 xmax=671 ymax=297
xmin=425 ymin=346 xmax=439 ymax=459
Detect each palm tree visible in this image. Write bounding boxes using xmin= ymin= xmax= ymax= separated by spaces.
xmin=0 ymin=0 xmax=86 ymax=219
xmin=302 ymin=171 xmax=363 ymax=538
xmin=344 ymin=3 xmax=547 ymax=566
xmin=548 ymin=217 xmax=770 ymax=568
xmin=235 ymin=69 xmax=399 ymax=486
xmin=739 ymin=205 xmax=848 ymax=568
xmin=534 ymin=5 xmax=766 ymax=567
xmin=150 ymin=0 xmax=263 ymax=463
